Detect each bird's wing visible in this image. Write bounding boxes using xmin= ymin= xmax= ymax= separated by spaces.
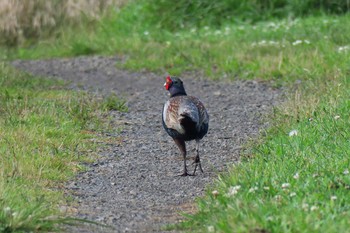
xmin=188 ymin=96 xmax=209 ymax=126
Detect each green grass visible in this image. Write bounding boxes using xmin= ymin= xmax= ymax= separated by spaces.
xmin=1 ymin=1 xmax=350 ymax=232
xmin=2 ymin=7 xmax=349 ymax=84
xmin=0 ymin=63 xmax=124 ymax=232
xmin=178 ymin=77 xmax=350 ymax=232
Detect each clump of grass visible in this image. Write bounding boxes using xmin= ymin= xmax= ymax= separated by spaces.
xmin=102 ymin=94 xmax=128 ymax=112
xmin=0 ymin=0 xmax=127 ymax=46
xmin=0 ymin=63 xmax=124 ymax=232
xmin=178 ymin=77 xmax=350 ymax=232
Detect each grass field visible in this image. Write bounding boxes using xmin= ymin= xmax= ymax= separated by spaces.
xmin=0 ymin=63 xmax=126 ymax=232
xmin=1 ymin=0 xmax=350 ymax=232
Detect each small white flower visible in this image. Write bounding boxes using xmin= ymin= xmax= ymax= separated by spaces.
xmin=282 ymin=183 xmax=290 ymax=189
xmin=310 ymin=205 xmax=318 ymax=211
xmin=227 ymin=185 xmax=241 ymax=196
xmin=263 ymin=186 xmax=270 ymax=190
xmin=292 ymin=40 xmax=310 ymax=46
xmin=248 ymin=186 xmax=258 ymax=193
xmin=290 ymin=192 xmax=296 ymax=197
xmin=292 ymin=40 xmax=303 ymax=46
xmin=144 ymin=31 xmax=149 ymax=36
xmin=212 ymin=190 xmax=219 ymax=197
xmin=208 ymin=225 xmax=215 ymax=232
xmin=266 ymin=216 xmax=274 ymax=221
xmin=214 ymin=30 xmax=222 ymax=35
xmin=289 ymin=129 xmax=298 ymax=137
xmin=331 ymin=196 xmax=337 ymax=201
xmin=302 ymin=203 xmax=309 ymax=211
xmin=338 ymin=46 xmax=350 ymax=53
xmin=204 ymin=26 xmax=210 ymax=30
xmin=274 ymin=195 xmax=282 ymax=201
xmin=334 ymin=115 xmax=340 ymax=120
xmin=313 ymin=173 xmax=319 ymax=178
xmin=293 ymin=173 xmax=299 ymax=179
xmin=343 ymin=169 xmax=349 ymax=175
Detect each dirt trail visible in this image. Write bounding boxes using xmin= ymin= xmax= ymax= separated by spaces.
xmin=12 ymin=56 xmax=281 ymax=232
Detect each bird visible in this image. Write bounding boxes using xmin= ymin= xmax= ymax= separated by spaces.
xmin=162 ymin=76 xmax=209 ymax=176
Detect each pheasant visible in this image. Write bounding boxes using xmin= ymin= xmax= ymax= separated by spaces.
xmin=162 ymin=76 xmax=209 ymax=176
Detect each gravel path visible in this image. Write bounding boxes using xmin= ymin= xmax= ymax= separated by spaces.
xmin=12 ymin=56 xmax=281 ymax=232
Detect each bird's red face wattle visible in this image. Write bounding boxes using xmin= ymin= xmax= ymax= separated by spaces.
xmin=164 ymin=76 xmax=172 ymax=90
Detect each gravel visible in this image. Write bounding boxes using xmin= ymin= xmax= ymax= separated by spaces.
xmin=12 ymin=56 xmax=282 ymax=232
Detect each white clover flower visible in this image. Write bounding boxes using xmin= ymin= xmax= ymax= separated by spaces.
xmin=227 ymin=185 xmax=241 ymax=196
xmin=343 ymin=169 xmax=349 ymax=175
xmin=338 ymin=46 xmax=350 ymax=53
xmin=268 ymin=41 xmax=279 ymax=46
xmin=282 ymin=183 xmax=290 ymax=189
xmin=274 ymin=195 xmax=282 ymax=201
xmin=263 ymin=186 xmax=270 ymax=190
xmin=289 ymin=129 xmax=298 ymax=136
xmin=310 ymin=205 xmax=318 ymax=211
xmin=292 ymin=40 xmax=303 ymax=46
xmin=334 ymin=115 xmax=340 ymax=120
xmin=212 ymin=190 xmax=219 ymax=197
xmin=4 ymin=207 xmax=11 ymax=213
xmin=248 ymin=186 xmax=258 ymax=193
xmin=208 ymin=225 xmax=215 ymax=232
xmin=292 ymin=40 xmax=310 ymax=46
xmin=290 ymin=192 xmax=296 ymax=197
xmin=293 ymin=173 xmax=299 ymax=179
xmin=331 ymin=196 xmax=337 ymax=201
xmin=302 ymin=203 xmax=309 ymax=211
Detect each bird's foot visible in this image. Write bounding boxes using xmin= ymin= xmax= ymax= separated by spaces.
xmin=192 ymin=156 xmax=204 ymax=175
xmin=177 ymin=171 xmax=194 ymax=177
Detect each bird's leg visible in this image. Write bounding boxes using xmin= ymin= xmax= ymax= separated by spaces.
xmin=192 ymin=139 xmax=204 ymax=175
xmin=173 ymin=138 xmax=192 ymax=176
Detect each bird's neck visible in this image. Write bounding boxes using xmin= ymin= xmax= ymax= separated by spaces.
xmin=169 ymin=86 xmax=187 ymax=97
xmin=170 ymin=92 xmax=187 ymax=97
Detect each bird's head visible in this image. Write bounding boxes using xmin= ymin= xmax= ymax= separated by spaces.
xmin=164 ymin=76 xmax=187 ymax=97
xmin=164 ymin=76 xmax=183 ymax=90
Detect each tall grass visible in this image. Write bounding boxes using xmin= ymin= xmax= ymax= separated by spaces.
xmin=0 ymin=0 xmax=126 ymax=46
xmin=142 ymin=0 xmax=350 ymax=30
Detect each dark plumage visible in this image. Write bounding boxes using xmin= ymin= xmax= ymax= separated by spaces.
xmin=162 ymin=76 xmax=209 ymax=176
